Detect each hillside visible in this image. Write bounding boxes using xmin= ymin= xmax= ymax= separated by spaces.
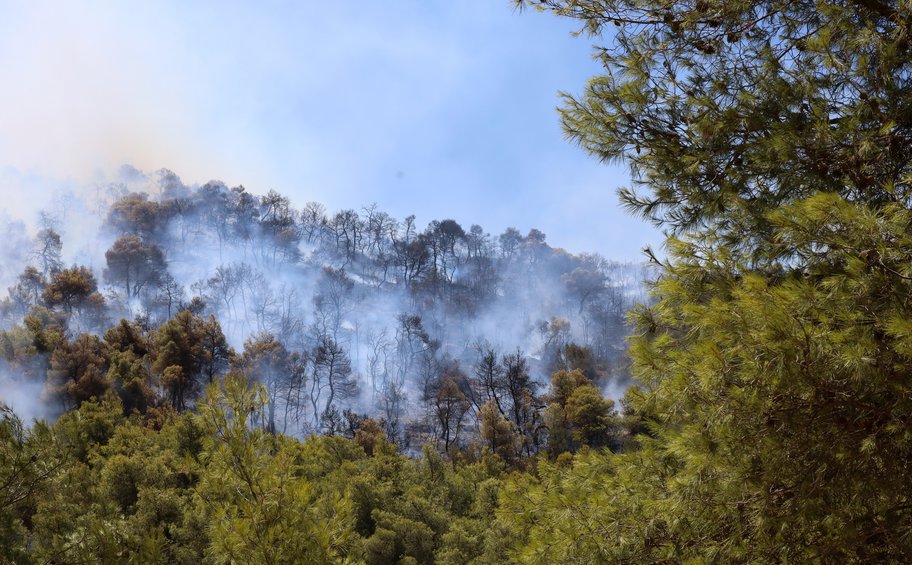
xmin=0 ymin=173 xmax=647 ymax=562
xmin=0 ymin=171 xmax=644 ymax=445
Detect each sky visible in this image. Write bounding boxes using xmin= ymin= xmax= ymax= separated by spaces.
xmin=0 ymin=1 xmax=661 ymax=260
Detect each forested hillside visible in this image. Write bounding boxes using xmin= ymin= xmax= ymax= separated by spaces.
xmin=0 ymin=170 xmax=644 ymax=441
xmin=0 ymin=172 xmax=643 ymax=441
xmin=0 ymin=173 xmax=643 ymax=561
xmin=3 ymin=0 xmax=912 ymax=561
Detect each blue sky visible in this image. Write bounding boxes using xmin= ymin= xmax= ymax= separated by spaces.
xmin=0 ymin=1 xmax=661 ymax=260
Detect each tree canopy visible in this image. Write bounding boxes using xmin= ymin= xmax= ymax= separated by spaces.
xmin=520 ymin=0 xmax=911 ymax=256
xmin=3 ymin=0 xmax=910 ymax=560
xmin=505 ymin=0 xmax=912 ymax=560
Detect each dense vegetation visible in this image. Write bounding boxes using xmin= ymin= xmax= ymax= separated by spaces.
xmin=0 ymin=173 xmax=640 ymax=440
xmin=4 ymin=0 xmax=912 ymax=561
xmin=0 ymin=185 xmax=636 ymax=561
xmin=0 ymin=378 xmax=542 ymax=563
xmin=509 ymin=0 xmax=912 ymax=561
xmin=0 ymin=141 xmax=638 ymax=562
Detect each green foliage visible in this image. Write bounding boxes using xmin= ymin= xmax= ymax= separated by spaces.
xmin=496 ymin=199 xmax=912 ymax=559
xmin=195 ymin=374 xmax=342 ymax=563
xmin=47 ymin=333 xmax=111 ymax=408
xmin=478 ymin=399 xmax=516 ymax=460
xmin=107 ymin=349 xmax=155 ymax=414
xmin=0 ymin=307 xmax=66 ymax=378
xmin=10 ymin=0 xmax=909 ymax=559
xmin=627 ymin=197 xmax=912 ymax=560
xmin=505 ymin=0 xmax=912 ymax=560
xmin=0 ymin=405 xmax=60 ymax=563
xmin=154 ymin=311 xmax=230 ymax=411
xmin=0 ymin=368 xmax=620 ymax=562
xmin=544 ymin=369 xmax=619 ymax=455
xmin=103 ymin=234 xmax=166 ymax=299
xmin=42 ymin=265 xmax=99 ymax=314
xmin=518 ymin=0 xmax=912 ymax=252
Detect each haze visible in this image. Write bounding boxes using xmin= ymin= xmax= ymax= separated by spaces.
xmin=0 ymin=0 xmax=659 ymax=258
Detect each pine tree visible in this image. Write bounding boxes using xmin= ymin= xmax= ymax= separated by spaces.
xmin=195 ymin=375 xmax=342 ymax=563
xmin=505 ymin=0 xmax=912 ymax=560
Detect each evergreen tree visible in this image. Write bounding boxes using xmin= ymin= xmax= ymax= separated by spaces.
xmin=507 ymin=0 xmax=912 ymax=560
